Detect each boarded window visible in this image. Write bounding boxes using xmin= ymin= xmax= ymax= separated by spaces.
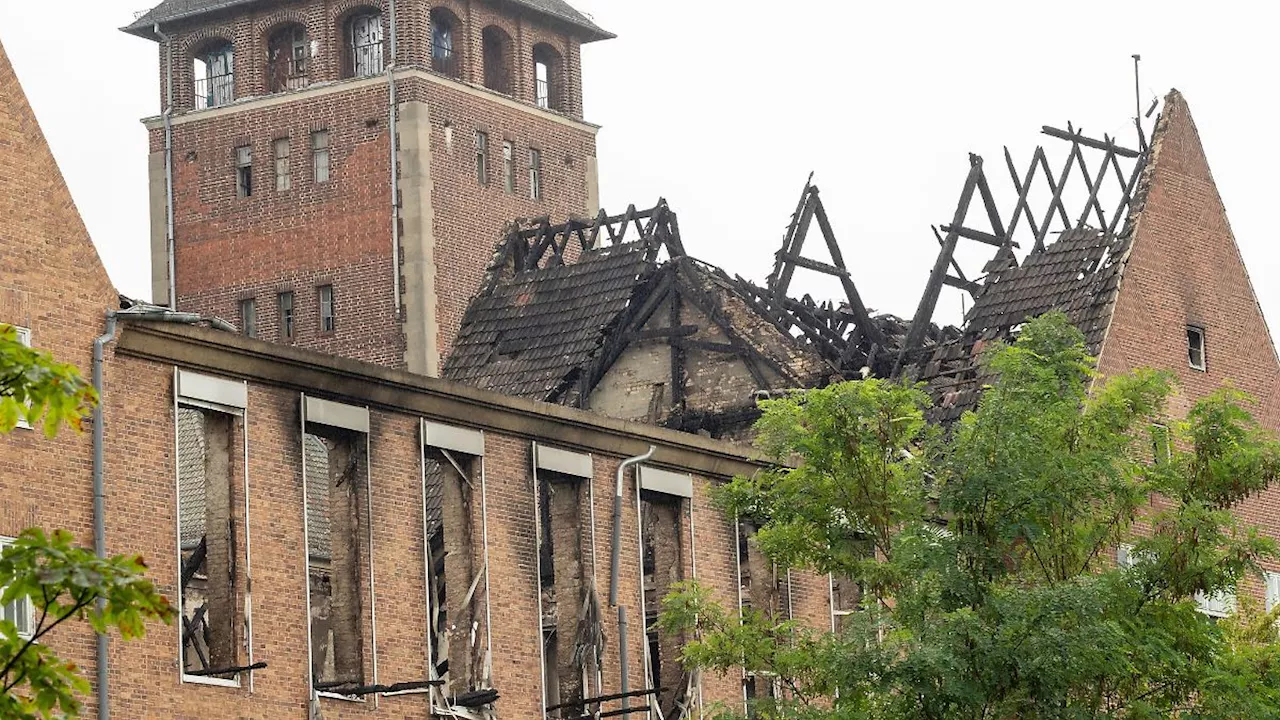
xmin=528 ymin=148 xmax=542 ymax=201
xmin=278 ymin=292 xmax=295 ymax=340
xmin=475 ymin=131 xmax=489 ymax=186
xmin=274 ymin=138 xmax=291 ymax=192
xmin=239 ymin=298 xmax=257 ymax=338
xmin=346 ymin=13 xmax=384 ymax=78
xmin=235 ymin=145 xmax=253 ymax=198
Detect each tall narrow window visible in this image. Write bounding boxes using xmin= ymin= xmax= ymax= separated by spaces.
xmin=194 ymin=42 xmax=235 ymax=109
xmin=267 ymin=25 xmax=309 ymax=92
xmin=6 ymin=326 xmax=32 ymax=430
xmin=1187 ymin=325 xmax=1206 ymax=371
xmin=535 ymin=61 xmax=549 ymax=109
xmin=177 ymin=403 xmax=245 ymax=681
xmin=638 ymin=478 xmax=691 ymax=718
xmin=278 ymin=292 xmax=295 ymax=340
xmin=235 ymin=145 xmax=253 ymax=198
xmin=475 ymin=131 xmax=489 ymax=186
xmin=274 ymin=138 xmax=292 ymax=192
xmin=239 ymin=298 xmax=257 ymax=338
xmin=346 ymin=12 xmax=384 ymax=78
xmin=503 ymin=142 xmax=515 ymax=194
xmin=318 ymin=285 xmax=335 ymax=333
xmin=0 ymin=538 xmax=33 ymax=638
xmin=1267 ymin=572 xmax=1280 ymax=613
xmin=481 ymin=26 xmax=513 ymax=94
xmin=532 ymin=44 xmax=562 ymax=110
xmin=311 ymin=131 xmax=331 ymax=183
xmin=528 ymin=148 xmax=542 ymax=200
xmin=430 ymin=9 xmax=459 ymax=78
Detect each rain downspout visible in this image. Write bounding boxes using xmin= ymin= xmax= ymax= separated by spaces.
xmin=610 ymin=445 xmax=655 ymax=605
xmin=155 ymin=23 xmax=176 ymax=310
xmin=386 ymin=0 xmax=402 ymax=318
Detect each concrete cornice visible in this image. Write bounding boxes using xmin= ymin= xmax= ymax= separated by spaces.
xmin=141 ymin=68 xmax=601 ymax=134
xmin=116 ymin=322 xmax=767 ymax=479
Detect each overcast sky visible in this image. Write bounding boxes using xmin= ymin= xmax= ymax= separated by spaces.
xmin=1 ymin=1 xmax=1276 ymax=333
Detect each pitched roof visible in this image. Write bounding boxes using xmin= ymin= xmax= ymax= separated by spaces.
xmin=443 ymin=242 xmax=653 ymax=400
xmin=122 ymin=0 xmax=613 ymax=41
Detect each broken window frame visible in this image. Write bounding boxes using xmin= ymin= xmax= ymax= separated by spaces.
xmin=421 ymin=420 xmax=492 ymax=708
xmin=1187 ymin=325 xmax=1206 ymax=371
xmin=318 ymin=284 xmax=335 ymax=333
xmin=634 ymin=464 xmax=697 ymax=719
xmin=273 ymin=137 xmax=291 ymax=192
xmin=266 ymin=24 xmax=309 ymax=93
xmin=278 ymin=291 xmax=295 ymax=340
xmin=239 ymin=297 xmax=257 ymax=338
xmin=345 ymin=12 xmax=385 ymax=79
xmin=299 ymin=394 xmax=379 ymax=703
xmin=475 ymin=130 xmax=489 ymax=187
xmin=194 ymin=41 xmax=235 ymax=110
xmin=503 ymin=141 xmax=515 ymax=194
xmin=235 ymin=145 xmax=253 ymax=198
xmin=172 ymin=369 xmax=254 ymax=689
xmin=528 ymin=147 xmax=542 ymax=201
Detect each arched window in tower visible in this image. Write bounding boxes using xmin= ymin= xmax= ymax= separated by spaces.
xmin=532 ymin=44 xmax=563 ymax=110
xmin=429 ymin=8 xmax=461 ymax=78
xmin=344 ymin=10 xmax=384 ymax=78
xmin=481 ymin=25 xmax=513 ymax=95
xmin=193 ymin=41 xmax=234 ymax=109
xmin=267 ymin=24 xmax=309 ymax=92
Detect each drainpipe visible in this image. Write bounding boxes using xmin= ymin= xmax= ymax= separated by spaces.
xmin=155 ymin=23 xmax=177 ymax=310
xmin=386 ymin=0 xmax=402 ymax=319
xmin=609 ymin=446 xmax=655 ymax=606
xmin=92 ymin=312 xmax=118 ymax=720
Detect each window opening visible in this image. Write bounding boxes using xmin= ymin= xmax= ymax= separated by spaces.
xmin=0 ymin=537 xmax=33 ymax=638
xmin=318 ymin=285 xmax=335 ymax=333
xmin=502 ymin=142 xmax=515 ymax=194
xmin=1187 ymin=325 xmax=1206 ymax=371
xmin=640 ymin=491 xmax=687 ymax=718
xmin=239 ymin=298 xmax=257 ymax=338
xmin=304 ymin=429 xmax=369 ymax=694
xmin=1267 ymin=572 xmax=1280 ymax=613
xmin=6 ymin=326 xmax=32 ymax=430
xmin=194 ymin=42 xmax=235 ymax=109
xmin=274 ymin=138 xmax=291 ymax=192
xmin=1196 ymin=589 xmax=1236 ymax=618
xmin=430 ymin=10 xmax=458 ymax=77
xmin=481 ymin=26 xmax=512 ymax=94
xmin=177 ymin=406 xmax=245 ymax=680
xmin=278 ymin=292 xmax=295 ymax=340
xmin=532 ymin=44 xmax=562 ymax=111
xmin=235 ymin=145 xmax=253 ymax=198
xmin=311 ymin=131 xmax=331 ymax=183
xmin=528 ymin=148 xmax=542 ymax=201
xmin=267 ymin=25 xmax=309 ymax=92
xmin=535 ymin=61 xmax=549 ymax=109
xmin=346 ymin=12 xmax=385 ymax=78
xmin=475 ymin=131 xmax=489 ymax=186
xmin=538 ymin=469 xmax=591 ymax=718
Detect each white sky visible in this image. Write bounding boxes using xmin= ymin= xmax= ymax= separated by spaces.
xmin=1 ymin=1 xmax=1276 ymax=333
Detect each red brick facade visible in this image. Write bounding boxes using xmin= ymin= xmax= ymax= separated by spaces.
xmin=147 ymin=0 xmax=600 ymax=370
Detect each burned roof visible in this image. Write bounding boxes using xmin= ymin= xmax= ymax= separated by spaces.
xmin=122 ymin=0 xmax=613 ymax=41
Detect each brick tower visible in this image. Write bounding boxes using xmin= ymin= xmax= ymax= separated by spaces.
xmin=123 ymin=0 xmax=611 ymax=374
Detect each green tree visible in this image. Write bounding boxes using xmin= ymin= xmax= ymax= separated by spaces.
xmin=663 ymin=312 xmax=1280 ymax=719
xmin=0 ymin=323 xmax=173 ymax=719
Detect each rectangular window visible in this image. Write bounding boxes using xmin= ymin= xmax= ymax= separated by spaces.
xmin=235 ymin=145 xmax=253 ymax=198
xmin=0 ymin=537 xmax=33 ymax=638
xmin=239 ymin=298 xmax=257 ymax=338
xmin=535 ymin=61 xmax=550 ymax=109
xmin=7 ymin=326 xmax=32 ymax=430
xmin=1196 ymin=589 xmax=1236 ymax=618
xmin=1188 ymin=325 xmax=1206 ymax=371
xmin=177 ymin=405 xmax=245 ymax=681
xmin=1151 ymin=423 xmax=1171 ymax=464
xmin=318 ymin=285 xmax=335 ymax=333
xmin=528 ymin=148 xmax=542 ymax=200
xmin=503 ymin=141 xmax=514 ymax=194
xmin=274 ymin=138 xmax=291 ymax=192
xmin=1267 ymin=572 xmax=1280 ymax=613
xmin=311 ymin=131 xmax=330 ymax=183
xmin=475 ymin=130 xmax=489 ymax=186
xmin=278 ymin=292 xmax=295 ymax=340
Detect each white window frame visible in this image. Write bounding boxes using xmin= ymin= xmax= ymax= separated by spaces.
xmin=273 ymin=137 xmax=292 ymax=192
xmin=1187 ymin=325 xmax=1206 ymax=371
xmin=1195 ymin=589 xmax=1236 ymax=618
xmin=0 ymin=537 xmax=34 ymax=640
xmin=1266 ymin=571 xmax=1280 ymax=613
xmin=311 ymin=130 xmax=331 ymax=184
xmin=10 ymin=327 xmax=32 ymax=430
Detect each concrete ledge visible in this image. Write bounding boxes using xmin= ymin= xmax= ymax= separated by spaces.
xmin=117 ymin=322 xmax=768 ymax=479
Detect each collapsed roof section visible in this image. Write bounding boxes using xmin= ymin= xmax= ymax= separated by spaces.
xmin=445 ymin=99 xmax=1163 ymax=435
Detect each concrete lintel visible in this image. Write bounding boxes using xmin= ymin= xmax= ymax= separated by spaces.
xmin=304 ymin=395 xmax=370 ymax=434
xmin=422 ymin=419 xmax=484 ymax=456
xmin=535 ymin=444 xmax=593 ymax=478
xmin=177 ymin=369 xmax=247 ymax=410
xmin=638 ymin=465 xmax=693 ymax=499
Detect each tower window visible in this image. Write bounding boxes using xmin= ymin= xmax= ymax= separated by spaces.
xmin=475 ymin=131 xmax=489 ymax=186
xmin=267 ymin=25 xmax=309 ymax=92
xmin=318 ymin=285 xmax=335 ymax=333
xmin=1187 ymin=325 xmax=1206 ymax=371
xmin=430 ymin=9 xmax=459 ymax=78
xmin=528 ymin=148 xmax=542 ymax=201
xmin=239 ymin=298 xmax=257 ymax=338
xmin=503 ymin=142 xmax=515 ymax=194
xmin=274 ymin=138 xmax=291 ymax=192
xmin=194 ymin=42 xmax=235 ymax=109
xmin=345 ymin=12 xmax=384 ymax=78
xmin=532 ymin=44 xmax=563 ymax=111
xmin=311 ymin=131 xmax=331 ymax=183
xmin=278 ymin=291 xmax=295 ymax=340
xmin=481 ymin=25 xmax=513 ymax=95
xmin=235 ymin=145 xmax=253 ymax=198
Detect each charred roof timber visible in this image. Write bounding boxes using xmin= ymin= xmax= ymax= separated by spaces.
xmin=445 ymin=103 xmax=1163 ymax=437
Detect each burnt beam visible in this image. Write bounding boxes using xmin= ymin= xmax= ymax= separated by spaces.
xmin=1041 ymin=125 xmax=1141 ymax=158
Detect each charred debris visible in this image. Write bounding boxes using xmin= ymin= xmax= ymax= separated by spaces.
xmin=444 ymin=114 xmax=1157 ymax=437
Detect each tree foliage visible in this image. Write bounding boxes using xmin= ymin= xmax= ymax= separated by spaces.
xmin=663 ymin=312 xmax=1280 ymax=719
xmin=0 ymin=324 xmax=173 ymax=719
